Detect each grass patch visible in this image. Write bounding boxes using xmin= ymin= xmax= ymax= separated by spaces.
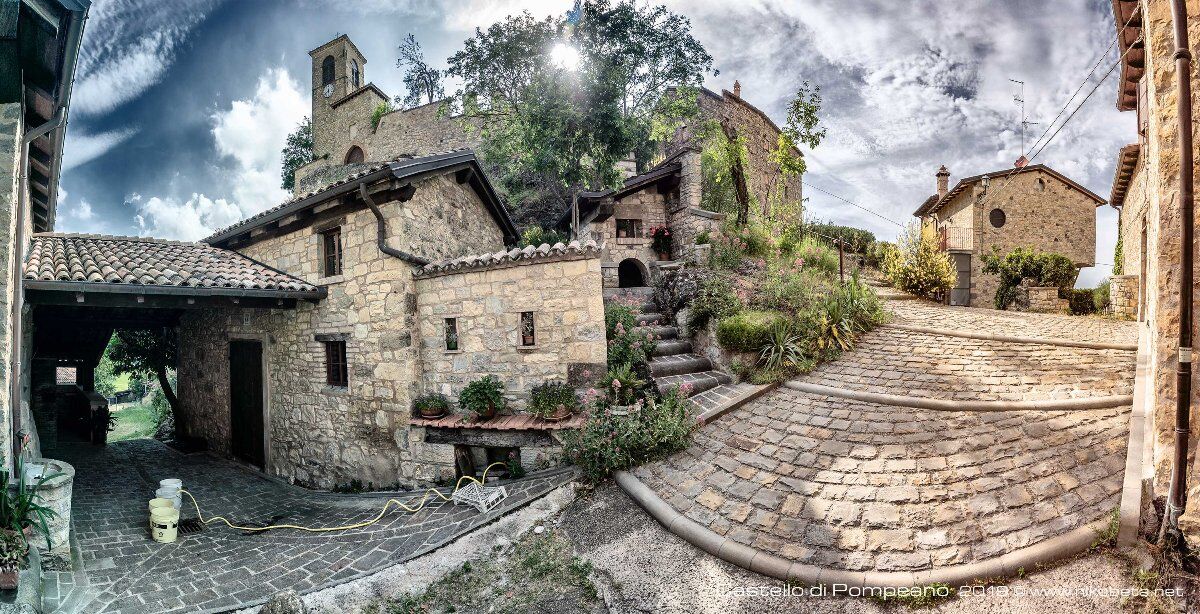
xmin=364 ymin=528 xmax=600 ymax=614
xmin=108 ymin=403 xmax=159 ymax=442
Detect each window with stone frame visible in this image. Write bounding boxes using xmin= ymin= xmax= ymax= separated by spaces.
xmin=520 ymin=312 xmax=536 ymax=347
xmin=321 ymin=55 xmax=335 ymax=86
xmin=444 ymin=318 xmax=459 ymax=351
xmin=615 ymin=219 xmax=643 ymax=239
xmin=324 ymin=340 xmax=348 ymax=387
xmin=321 ymin=227 xmax=343 ymax=277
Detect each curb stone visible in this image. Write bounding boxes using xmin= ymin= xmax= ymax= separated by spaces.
xmin=783 ymin=380 xmax=1133 ymax=412
xmin=615 ymin=470 xmax=1111 ymax=589
xmin=881 ymin=323 xmax=1138 ymax=352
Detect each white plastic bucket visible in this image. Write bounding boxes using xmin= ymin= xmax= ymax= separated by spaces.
xmin=159 ymin=478 xmax=182 ymax=491
xmin=150 ymin=506 xmax=179 ymax=543
xmin=155 ymin=488 xmax=181 ymax=511
xmin=148 ymin=498 xmax=173 ymax=534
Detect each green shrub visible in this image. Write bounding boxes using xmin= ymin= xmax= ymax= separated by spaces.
xmin=695 ymin=230 xmax=711 ymax=245
xmin=981 ymin=246 xmax=1079 ymax=310
xmin=607 ymin=324 xmax=655 ymax=371
xmin=687 ymin=273 xmax=742 ymax=330
xmin=1112 ymin=237 xmax=1124 ymax=276
xmin=716 ymin=310 xmax=787 ymax=353
xmin=866 ymin=240 xmax=900 ymax=271
xmin=790 ymin=236 xmax=839 ymax=276
xmin=370 ymin=102 xmax=394 ymax=130
xmin=1094 ymin=279 xmax=1112 ymax=312
xmin=803 ymin=221 xmax=876 ymax=253
xmin=458 ymin=375 xmax=506 ymax=417
xmin=708 ymin=234 xmax=745 ymax=270
xmin=737 ymin=223 xmax=774 ymax=258
xmin=605 ymin=303 xmax=638 ymax=340
xmin=1067 ymin=289 xmax=1097 ymax=315
xmin=888 ymin=225 xmax=955 ymax=301
xmin=601 ymin=363 xmax=647 ymax=406
xmin=564 ymin=386 xmax=693 ymax=482
xmin=518 ymin=226 xmax=568 ymax=248
xmin=753 ymin=267 xmax=830 ymax=314
xmin=528 ymin=381 xmax=580 ymax=420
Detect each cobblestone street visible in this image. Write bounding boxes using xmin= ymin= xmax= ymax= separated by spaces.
xmin=42 ymin=440 xmax=572 ymax=614
xmin=633 ymin=299 xmax=1138 ymax=573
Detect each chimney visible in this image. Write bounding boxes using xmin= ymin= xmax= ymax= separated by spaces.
xmin=733 ymin=80 xmax=742 ymax=98
xmin=936 ymin=165 xmax=950 ymax=199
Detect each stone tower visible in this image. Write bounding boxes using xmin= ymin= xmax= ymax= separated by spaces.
xmin=308 ymin=35 xmax=368 ymax=161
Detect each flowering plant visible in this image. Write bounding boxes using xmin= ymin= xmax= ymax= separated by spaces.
xmin=649 ymin=225 xmax=672 ymax=255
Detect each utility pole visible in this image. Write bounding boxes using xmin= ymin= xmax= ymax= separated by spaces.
xmin=1009 ymin=79 xmax=1040 ymax=156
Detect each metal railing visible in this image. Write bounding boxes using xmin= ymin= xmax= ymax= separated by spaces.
xmin=938 ymin=226 xmax=973 ymax=252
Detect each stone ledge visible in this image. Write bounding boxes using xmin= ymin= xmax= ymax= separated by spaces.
xmin=882 ymin=323 xmax=1138 ymax=351
xmin=614 ymin=469 xmax=1111 ymax=588
xmin=783 ymin=380 xmax=1133 ymax=412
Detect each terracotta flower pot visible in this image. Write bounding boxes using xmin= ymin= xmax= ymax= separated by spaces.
xmin=474 ymin=402 xmax=498 ymax=420
xmin=0 ymin=567 xmax=16 ymax=591
xmin=540 ymin=404 xmax=573 ymax=422
xmin=418 ymin=406 xmax=446 ymax=419
xmin=658 ymin=251 xmax=670 ymax=261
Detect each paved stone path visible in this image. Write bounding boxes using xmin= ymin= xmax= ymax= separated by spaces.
xmin=44 ymin=439 xmax=572 ymax=614
xmin=633 ymin=299 xmax=1137 ymax=573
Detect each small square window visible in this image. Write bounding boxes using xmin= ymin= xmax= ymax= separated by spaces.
xmin=444 ymin=318 xmax=459 ymax=351
xmin=520 ymin=312 xmax=536 ymax=347
xmin=321 ymin=228 xmax=343 ymax=277
xmin=324 ymin=340 xmax=348 ymax=387
xmin=616 ymin=219 xmax=643 ymax=239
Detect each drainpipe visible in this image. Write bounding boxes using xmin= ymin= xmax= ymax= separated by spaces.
xmin=358 ymin=182 xmax=430 ymax=267
xmin=1162 ymin=0 xmax=1196 ymax=544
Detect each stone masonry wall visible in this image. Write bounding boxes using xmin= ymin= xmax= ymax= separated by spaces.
xmin=595 ymin=186 xmax=671 ymax=288
xmin=1109 ymin=274 xmax=1139 ymax=320
xmin=694 ymin=87 xmax=804 ymax=222
xmin=0 ymin=102 xmax=20 ymax=468
xmin=177 ymin=173 xmax=506 ymax=489
xmin=414 ymin=253 xmax=606 ymax=410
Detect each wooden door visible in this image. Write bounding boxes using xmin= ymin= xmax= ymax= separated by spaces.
xmin=229 ymin=340 xmax=265 ymax=468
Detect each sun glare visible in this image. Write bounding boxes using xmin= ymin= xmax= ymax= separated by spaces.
xmin=550 ymin=42 xmax=581 ymax=71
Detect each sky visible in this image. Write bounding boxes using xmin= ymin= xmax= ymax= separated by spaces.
xmin=57 ymin=0 xmax=1132 ymax=286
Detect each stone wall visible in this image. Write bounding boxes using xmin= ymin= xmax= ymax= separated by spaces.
xmin=668 ymin=149 xmax=725 ymax=264
xmin=1013 ymin=285 xmax=1068 ymax=314
xmin=1109 ymin=274 xmax=1139 ymax=320
xmin=593 ymin=185 xmax=672 ymax=288
xmin=0 ymin=102 xmax=20 ymax=469
xmin=413 ymin=251 xmax=606 ymax=409
xmin=177 ymin=173 xmax=507 ymax=489
xmin=693 ymin=86 xmax=804 ymax=222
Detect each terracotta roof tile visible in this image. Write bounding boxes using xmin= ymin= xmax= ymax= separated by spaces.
xmin=24 ymin=233 xmax=320 ymax=294
xmin=414 ymin=240 xmax=601 ymax=278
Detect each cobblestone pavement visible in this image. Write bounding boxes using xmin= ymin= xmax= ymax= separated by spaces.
xmin=888 ymin=300 xmax=1139 ymax=346
xmin=45 ymin=439 xmax=572 ymax=614
xmin=633 ymin=300 xmax=1135 ymax=572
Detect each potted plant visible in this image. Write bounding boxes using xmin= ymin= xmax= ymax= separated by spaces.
xmin=0 ymin=530 xmax=24 ymax=590
xmin=458 ymin=375 xmax=506 ymax=420
xmin=413 ymin=393 xmax=450 ymax=419
xmin=650 ymin=226 xmax=672 ymax=260
xmin=529 ymin=381 xmax=580 ymax=422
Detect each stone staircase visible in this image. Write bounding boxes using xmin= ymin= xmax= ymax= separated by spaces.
xmin=606 ymin=287 xmax=731 ymax=398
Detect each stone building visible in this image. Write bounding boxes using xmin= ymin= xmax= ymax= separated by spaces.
xmin=295 ymin=35 xmax=482 ymax=196
xmin=912 ymin=163 xmax=1103 ymax=307
xmin=0 ymin=0 xmax=88 ymax=467
xmin=560 ymin=83 xmax=800 ymax=289
xmin=1105 ymin=0 xmax=1200 ymax=541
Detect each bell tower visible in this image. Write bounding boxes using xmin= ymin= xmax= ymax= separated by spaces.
xmin=308 ymin=35 xmax=368 ymax=160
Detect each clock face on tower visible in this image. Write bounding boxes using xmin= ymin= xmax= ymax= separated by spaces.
xmin=323 ymin=83 xmax=335 ymax=98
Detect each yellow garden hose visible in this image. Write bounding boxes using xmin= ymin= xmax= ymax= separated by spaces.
xmin=177 ymin=462 xmax=510 ymax=534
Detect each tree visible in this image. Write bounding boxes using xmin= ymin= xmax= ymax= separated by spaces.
xmin=771 ymin=81 xmax=826 ymax=178
xmin=445 ymin=0 xmax=713 ymax=227
xmin=280 ymin=117 xmax=314 ymax=191
xmin=396 ymin=34 xmax=444 ymax=108
xmin=108 ymin=328 xmax=182 ymax=436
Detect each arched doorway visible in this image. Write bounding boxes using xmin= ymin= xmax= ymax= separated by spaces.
xmin=617 ymin=258 xmax=647 ymax=288
xmin=344 ymin=146 xmax=365 ymax=164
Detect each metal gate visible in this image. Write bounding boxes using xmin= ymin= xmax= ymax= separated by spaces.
xmin=950 ymin=253 xmax=971 ymax=306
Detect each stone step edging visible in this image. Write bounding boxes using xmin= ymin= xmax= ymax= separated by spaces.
xmin=614 ymin=469 xmax=1110 ymax=589
xmin=783 ymin=381 xmax=1133 ymax=412
xmin=881 ymin=323 xmax=1138 ymax=352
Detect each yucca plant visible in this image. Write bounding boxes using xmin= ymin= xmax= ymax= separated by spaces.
xmin=815 ymin=295 xmax=855 ymax=352
xmin=760 ymin=321 xmax=806 ymax=372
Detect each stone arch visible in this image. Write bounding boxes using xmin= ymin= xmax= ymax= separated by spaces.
xmin=617 ymin=258 xmax=648 ymax=288
xmin=321 ymin=55 xmax=336 ymax=87
xmin=344 ymin=146 xmax=365 ymax=164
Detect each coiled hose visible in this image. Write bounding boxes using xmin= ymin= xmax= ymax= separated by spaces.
xmin=178 ymin=462 xmax=509 ymax=533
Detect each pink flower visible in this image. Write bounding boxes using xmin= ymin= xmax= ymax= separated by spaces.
xmin=680 ymin=383 xmax=694 ymax=394
xmin=612 ymin=380 xmax=622 ymax=389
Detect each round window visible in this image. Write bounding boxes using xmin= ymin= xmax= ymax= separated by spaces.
xmin=989 ymin=208 xmax=1006 ymax=228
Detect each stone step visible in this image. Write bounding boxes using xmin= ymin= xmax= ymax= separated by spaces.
xmin=649 ymin=353 xmax=713 ymax=377
xmin=652 ymin=339 xmax=693 ymax=357
xmin=640 ymin=325 xmax=678 ymax=340
xmin=655 ymin=370 xmax=733 ymax=397
xmin=636 ymin=312 xmax=665 ymax=325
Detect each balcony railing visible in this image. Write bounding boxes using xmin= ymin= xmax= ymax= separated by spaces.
xmin=938 ymin=226 xmax=973 ymax=252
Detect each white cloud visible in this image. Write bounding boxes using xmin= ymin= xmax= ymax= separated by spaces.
xmin=133 ymin=193 xmax=243 ymax=241
xmin=73 ymin=0 xmax=224 ymax=117
xmin=210 ymin=67 xmax=308 ymax=214
xmin=62 ymin=127 xmax=138 ymax=171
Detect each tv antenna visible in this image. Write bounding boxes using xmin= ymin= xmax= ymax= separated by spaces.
xmin=1009 ymin=79 xmax=1040 ymax=155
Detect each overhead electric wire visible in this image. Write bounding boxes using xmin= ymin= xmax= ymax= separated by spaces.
xmin=803 ymin=181 xmax=905 ymax=227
